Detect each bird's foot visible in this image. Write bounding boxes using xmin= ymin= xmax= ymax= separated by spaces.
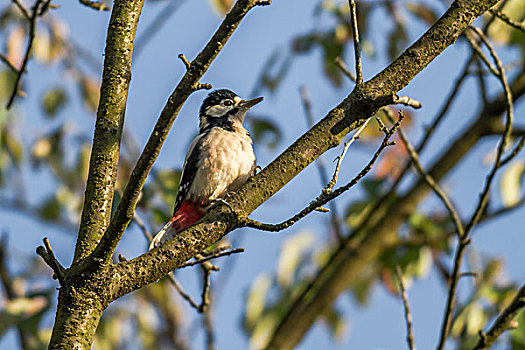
xmin=207 ymin=198 xmax=234 ymax=214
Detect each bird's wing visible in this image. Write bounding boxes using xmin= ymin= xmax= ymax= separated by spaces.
xmin=172 ymin=134 xmax=203 ymax=215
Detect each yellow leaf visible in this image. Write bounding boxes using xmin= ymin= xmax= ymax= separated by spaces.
xmin=500 ymin=159 xmax=525 ymax=207
xmin=209 ymin=0 xmax=233 ymax=16
xmin=32 ymin=138 xmax=52 ymax=158
xmin=6 ymin=25 xmax=25 ymax=67
xmin=277 ymin=231 xmax=314 ymax=286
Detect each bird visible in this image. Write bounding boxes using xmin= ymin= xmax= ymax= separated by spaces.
xmin=149 ymin=89 xmax=263 ymax=249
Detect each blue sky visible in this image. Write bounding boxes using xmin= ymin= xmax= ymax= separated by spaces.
xmin=1 ymin=0 xmax=523 ymax=349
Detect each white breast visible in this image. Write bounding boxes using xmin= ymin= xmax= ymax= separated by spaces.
xmin=188 ymin=126 xmax=256 ymax=203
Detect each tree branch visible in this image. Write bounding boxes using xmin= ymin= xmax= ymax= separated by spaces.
xmin=6 ymin=0 xmax=44 ymax=109
xmin=348 ymin=0 xmax=363 ymax=83
xmin=300 ymin=86 xmax=344 ymax=242
xmin=489 ymin=8 xmax=525 ymax=32
xmin=78 ymin=0 xmax=110 ymax=11
xmin=335 ymin=56 xmax=357 ymax=83
xmin=395 ymin=266 xmax=416 ymax=350
xmin=243 ymin=115 xmax=399 ymax=232
xmin=89 ymin=0 xmax=270 ymax=265
xmin=107 ymin=0 xmax=500 ymax=308
xmin=392 ymin=111 xmax=464 ymax=238
xmin=0 ymin=53 xmax=18 ymax=74
xmin=72 ymin=0 xmax=144 ymax=263
xmin=474 ymin=284 xmax=525 ymax=349
xmin=436 ymin=24 xmax=515 ymax=350
xmin=36 ymin=237 xmax=65 ymax=285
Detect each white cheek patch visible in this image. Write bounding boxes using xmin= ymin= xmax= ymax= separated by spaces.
xmin=206 ymin=105 xmax=229 ymax=117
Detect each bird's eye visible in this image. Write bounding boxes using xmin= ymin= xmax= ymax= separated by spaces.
xmin=223 ymin=100 xmax=233 ymax=106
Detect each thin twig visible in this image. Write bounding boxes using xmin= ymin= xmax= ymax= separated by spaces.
xmin=91 ymin=0 xmax=270 ymax=263
xmin=11 ymin=0 xmax=30 ymax=19
xmin=36 ymin=237 xmax=65 ymax=285
xmin=133 ymin=214 xmax=240 ymax=311
xmin=0 ymin=53 xmax=18 ymax=74
xmin=243 ymin=114 xmax=403 ymax=232
xmin=474 ymin=284 xmax=525 ymax=349
xmin=348 ymin=0 xmax=363 ymax=83
xmin=134 ymin=0 xmax=187 ymax=59
xmin=203 ymin=304 xmax=216 ymax=350
xmin=395 ymin=266 xmax=416 ymax=350
xmin=78 ymin=0 xmax=110 ymax=11
xmin=393 ymin=95 xmax=422 ymax=109
xmin=6 ymin=0 xmax=44 ymax=109
xmin=480 ymin=197 xmax=525 ymax=223
xmin=180 ymin=248 xmax=245 ymax=268
xmin=464 ymin=32 xmax=499 ymax=77
xmin=133 ymin=212 xmax=153 ymax=242
xmin=300 ymin=86 xmax=344 ymax=242
xmin=489 ymin=8 xmax=525 ymax=32
xmin=352 ymin=55 xmax=475 ymax=247
xmin=458 ymin=272 xmax=477 ymax=279
xmin=178 ymin=53 xmax=191 ymax=70
xmin=167 ymin=274 xmax=201 ymax=310
xmin=475 ymin=57 xmax=489 ymax=105
xmin=334 ymin=56 xmax=357 ymax=83
xmin=199 ymin=264 xmax=212 ymax=313
xmin=436 ymin=26 xmax=514 ymax=350
xmin=500 ymin=135 xmax=525 ymax=166
xmin=325 ymin=118 xmax=371 ymax=192
xmin=392 ymin=111 xmax=464 ymax=238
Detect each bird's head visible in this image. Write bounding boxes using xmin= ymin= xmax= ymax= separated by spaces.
xmin=199 ymin=89 xmax=263 ymax=131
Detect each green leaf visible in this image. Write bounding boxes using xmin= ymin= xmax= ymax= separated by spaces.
xmin=510 ymin=310 xmax=525 ymax=348
xmin=248 ymin=116 xmax=282 ymax=149
xmin=486 ymin=0 xmax=525 ymax=46
xmin=2 ymin=126 xmax=23 ymax=165
xmin=38 ymin=195 xmax=61 ymax=221
xmin=406 ymin=3 xmax=439 ymax=25
xmin=42 ymin=87 xmax=67 ymax=117
xmin=78 ymin=76 xmax=100 ymax=113
xmin=323 ymin=306 xmax=349 ymax=341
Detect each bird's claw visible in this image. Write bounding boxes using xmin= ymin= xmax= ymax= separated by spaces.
xmin=207 ymin=198 xmax=234 ymax=214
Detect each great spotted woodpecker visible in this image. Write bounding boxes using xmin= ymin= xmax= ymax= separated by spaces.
xmin=149 ymin=89 xmax=263 ymax=249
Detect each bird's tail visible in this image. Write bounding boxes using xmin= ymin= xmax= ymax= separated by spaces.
xmin=149 ymin=201 xmax=205 ymax=250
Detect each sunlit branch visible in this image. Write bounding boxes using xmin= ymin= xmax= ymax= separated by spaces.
xmin=436 ymin=25 xmax=515 ymax=350
xmin=395 ymin=266 xmax=416 ymax=350
xmin=6 ymin=0 xmax=45 ymax=109
xmin=348 ymin=0 xmax=363 ymax=83
xmin=243 ymin=114 xmax=403 ymax=232
xmin=474 ymin=284 xmax=525 ymax=349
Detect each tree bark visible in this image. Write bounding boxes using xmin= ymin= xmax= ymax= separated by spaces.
xmin=47 ymin=0 xmax=508 ymax=348
xmin=74 ymin=0 xmax=144 ymax=262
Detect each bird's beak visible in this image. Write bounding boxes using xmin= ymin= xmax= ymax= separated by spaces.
xmin=239 ymin=97 xmax=264 ymax=109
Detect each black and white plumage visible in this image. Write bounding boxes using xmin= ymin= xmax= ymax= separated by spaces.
xmin=149 ymin=89 xmax=263 ymax=249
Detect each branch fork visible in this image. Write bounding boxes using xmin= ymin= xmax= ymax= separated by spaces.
xmin=36 ymin=237 xmax=65 ymax=285
xmin=178 ymin=54 xmax=212 ymax=91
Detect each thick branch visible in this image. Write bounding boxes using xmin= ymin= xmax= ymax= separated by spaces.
xmin=90 ymin=0 xmax=268 ymax=264
xmin=109 ymin=0 xmax=500 ymax=305
xmin=73 ymin=0 xmax=144 ymax=262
